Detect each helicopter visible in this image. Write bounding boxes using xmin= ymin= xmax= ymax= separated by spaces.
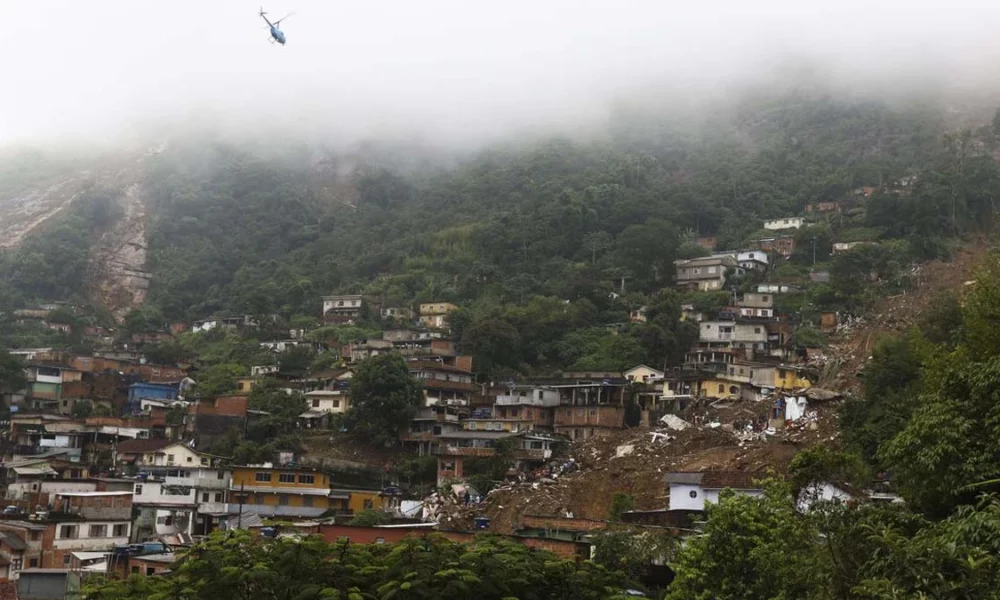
xmin=259 ymin=6 xmax=293 ymax=45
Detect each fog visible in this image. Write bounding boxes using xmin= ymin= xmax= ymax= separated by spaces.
xmin=4 ymin=0 xmax=1000 ymax=150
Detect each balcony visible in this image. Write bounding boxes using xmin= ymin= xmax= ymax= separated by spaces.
xmin=164 ymin=476 xmax=229 ymax=490
xmin=435 ymin=446 xmax=496 ymax=458
xmin=495 ymin=395 xmax=558 ymax=407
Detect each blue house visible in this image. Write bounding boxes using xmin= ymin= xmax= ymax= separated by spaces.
xmin=126 ymin=382 xmax=179 ymax=413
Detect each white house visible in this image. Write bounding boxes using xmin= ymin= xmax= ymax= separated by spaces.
xmin=665 ymin=471 xmax=765 ymax=511
xmin=736 ymin=251 xmax=769 ymax=271
xmin=763 ymin=218 xmax=804 ymax=231
xmin=699 ymin=321 xmax=769 ymax=347
xmin=624 ymin=365 xmax=665 ymax=384
xmin=303 ymin=390 xmax=351 ymax=414
xmin=134 ymin=443 xmax=214 ymax=469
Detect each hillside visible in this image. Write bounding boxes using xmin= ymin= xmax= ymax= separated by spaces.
xmin=2 ymin=88 xmax=996 ymax=369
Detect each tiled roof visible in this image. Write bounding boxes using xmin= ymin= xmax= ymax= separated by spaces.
xmin=115 ymin=439 xmax=173 ymax=454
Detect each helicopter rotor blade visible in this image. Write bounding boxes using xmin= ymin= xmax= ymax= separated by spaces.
xmin=273 ymin=11 xmax=295 ymax=25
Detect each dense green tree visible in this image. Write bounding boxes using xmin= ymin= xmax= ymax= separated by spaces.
xmin=277 ymin=345 xmax=316 ymax=378
xmin=346 ymin=353 xmax=423 ymax=446
xmin=666 ymin=482 xmax=828 ymax=600
xmin=0 ymin=350 xmax=26 ymax=393
xmin=142 ymin=340 xmax=191 ymax=365
xmin=193 ymin=363 xmax=245 ymax=397
xmin=84 ymin=530 xmax=638 ymax=600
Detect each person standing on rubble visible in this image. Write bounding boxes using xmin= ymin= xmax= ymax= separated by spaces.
xmin=464 ymin=490 xmax=471 ymax=505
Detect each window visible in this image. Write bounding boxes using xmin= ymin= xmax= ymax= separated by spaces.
xmin=468 ymin=422 xmax=476 ymax=430
xmin=113 ymin=524 xmax=128 ymax=537
xmin=689 ymin=490 xmax=698 ymax=498
xmin=167 ymin=454 xmax=175 ymax=464
xmin=718 ymin=384 xmax=724 ymax=393
xmin=375 ymin=537 xmax=385 ymax=544
xmin=312 ymin=399 xmax=320 ymax=408
xmin=299 ymin=474 xmax=315 ymax=485
xmin=29 ymin=532 xmax=40 ymax=542
xmin=131 ymin=566 xmax=140 ymax=574
xmin=147 ymin=567 xmax=157 ymax=576
xmin=201 ymin=457 xmax=208 ymax=465
xmin=279 ymin=495 xmax=289 ymax=506
xmin=63 ymin=554 xmax=72 ymax=566
xmin=707 ymin=266 xmax=716 ymax=274
xmin=202 ymin=493 xmax=209 ymax=502
xmin=303 ymin=496 xmax=313 ymax=507
xmin=363 ymin=499 xmax=374 ymax=510
xmin=215 ymin=493 xmax=223 ymax=502
xmin=29 ymin=558 xmax=38 ymax=568
xmin=332 ymin=400 xmax=340 ymax=408
xmin=70 ymin=469 xmax=81 ymax=478
xmin=255 ymin=472 xmax=272 ymax=483
xmin=135 ymin=484 xmax=143 ymax=495
xmin=763 ymin=295 xmax=769 ymax=302
xmin=279 ymin=473 xmax=296 ymax=483
xmin=217 ymin=471 xmax=225 ymax=479
xmin=186 ymin=456 xmax=193 ymax=463
xmin=589 ymin=409 xmax=597 ymax=416
xmin=10 ymin=558 xmax=21 ymax=571
xmin=89 ymin=525 xmax=107 ymax=537
xmin=59 ymin=525 xmax=78 ymax=539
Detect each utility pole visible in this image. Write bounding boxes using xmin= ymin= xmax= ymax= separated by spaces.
xmin=237 ymin=483 xmax=244 ymax=530
xmin=812 ymin=237 xmax=817 ymax=266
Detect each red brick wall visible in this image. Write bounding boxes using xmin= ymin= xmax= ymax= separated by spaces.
xmin=454 ymin=356 xmax=473 ymax=372
xmin=520 ymin=514 xmax=607 ymax=532
xmin=193 ymin=395 xmax=249 ymax=417
xmin=128 ymin=557 xmax=172 ymax=576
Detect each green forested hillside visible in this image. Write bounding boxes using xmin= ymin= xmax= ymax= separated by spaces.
xmin=2 ymin=88 xmax=999 ymax=373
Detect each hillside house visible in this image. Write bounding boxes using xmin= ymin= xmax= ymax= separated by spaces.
xmin=322 ymin=295 xmax=363 ymax=325
xmin=665 ymin=471 xmax=764 ymax=511
xmin=806 ymin=201 xmax=841 ymax=214
xmin=694 ymin=236 xmax=717 ymax=250
xmin=674 ymin=256 xmax=739 ymax=292
xmin=832 ymin=241 xmax=875 ymax=254
xmin=736 ymin=250 xmax=769 ymax=271
xmin=624 ymin=365 xmax=664 ymax=384
xmin=381 ymin=306 xmax=414 ymax=320
xmin=132 ymin=466 xmax=231 ymax=539
xmin=434 ymin=431 xmax=555 ymax=485
xmin=229 ymin=465 xmax=335 ymax=519
xmin=749 ymin=236 xmax=795 ymax=258
xmin=493 ymin=387 xmax=559 ymax=431
xmin=763 ymin=217 xmax=804 ymax=231
xmin=408 ymin=360 xmax=477 ymax=407
xmin=303 ymin=390 xmax=350 ymax=415
xmin=737 ymin=293 xmax=774 ymax=319
xmin=698 ymin=321 xmax=768 ymax=352
xmin=756 ymin=283 xmax=797 ymax=294
xmin=418 ymin=303 xmax=459 ymax=330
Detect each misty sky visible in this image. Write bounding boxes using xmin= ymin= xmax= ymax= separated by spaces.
xmin=3 ymin=0 xmax=1000 ymax=147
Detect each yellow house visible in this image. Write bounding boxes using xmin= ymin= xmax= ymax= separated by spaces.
xmin=774 ymin=366 xmax=812 ymax=390
xmin=700 ymin=378 xmax=741 ymax=399
xmin=331 ymin=489 xmax=386 ymax=514
xmin=230 ymin=466 xmax=334 ymax=517
xmin=236 ymin=377 xmax=257 ymax=393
